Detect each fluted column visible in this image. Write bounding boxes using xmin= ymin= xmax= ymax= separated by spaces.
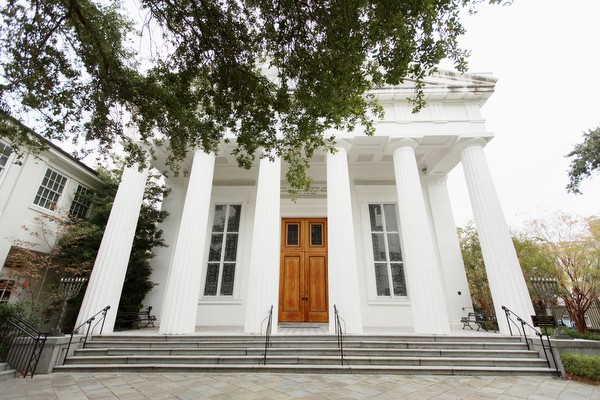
xmin=244 ymin=157 xmax=281 ymax=334
xmin=459 ymin=139 xmax=534 ymax=334
xmin=327 ymin=141 xmax=363 ymax=333
xmin=391 ymin=139 xmax=451 ymax=334
xmin=159 ymin=150 xmax=215 ymax=334
xmin=76 ymin=166 xmax=148 ymax=333
xmin=426 ymin=176 xmax=474 ymax=325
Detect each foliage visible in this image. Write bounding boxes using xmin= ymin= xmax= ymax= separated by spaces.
xmin=526 ymin=213 xmax=600 ymax=334
xmin=4 ymin=211 xmax=92 ymax=323
xmin=560 ymin=327 xmax=600 ymax=341
xmin=561 ymin=353 xmax=600 ymax=382
xmin=0 ymin=300 xmax=46 ymax=329
xmin=457 ymin=222 xmax=494 ymax=316
xmin=458 ymin=222 xmax=556 ymax=318
xmin=567 ymin=126 xmax=600 ymax=194
xmin=1 ymin=0 xmax=503 ymax=193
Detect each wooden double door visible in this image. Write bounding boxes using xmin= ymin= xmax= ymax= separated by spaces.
xmin=279 ymin=218 xmax=329 ymax=323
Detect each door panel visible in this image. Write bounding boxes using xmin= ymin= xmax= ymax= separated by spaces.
xmin=280 ymin=253 xmax=303 ymax=322
xmin=279 ymin=218 xmax=328 ymax=323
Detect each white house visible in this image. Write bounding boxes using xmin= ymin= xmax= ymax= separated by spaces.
xmin=0 ymin=121 xmax=104 ymax=302
xmin=76 ymin=71 xmax=535 ymax=336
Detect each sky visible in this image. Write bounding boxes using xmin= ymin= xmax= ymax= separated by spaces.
xmin=446 ymin=0 xmax=600 ymax=228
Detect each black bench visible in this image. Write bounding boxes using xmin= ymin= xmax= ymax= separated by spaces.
xmin=461 ymin=312 xmax=488 ymax=331
xmin=115 ymin=306 xmax=156 ymax=330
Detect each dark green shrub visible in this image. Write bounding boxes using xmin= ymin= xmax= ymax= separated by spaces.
xmin=561 ymin=354 xmax=600 ymax=382
xmin=562 ymin=328 xmax=600 ymax=341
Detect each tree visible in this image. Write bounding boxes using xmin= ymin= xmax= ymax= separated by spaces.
xmin=527 ymin=213 xmax=600 ymax=333
xmin=458 ymin=222 xmax=555 ymax=318
xmin=567 ymin=126 xmax=600 ymax=194
xmin=4 ymin=211 xmax=91 ymax=326
xmin=1 ymin=0 xmax=505 ymax=193
xmin=61 ymin=165 xmax=168 ymax=321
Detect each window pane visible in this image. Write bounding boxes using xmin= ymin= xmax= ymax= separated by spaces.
xmin=33 ymin=168 xmax=67 ymax=210
xmin=391 ymin=263 xmax=407 ymax=296
xmin=369 ymin=204 xmax=383 ymax=231
xmin=224 ymin=234 xmax=238 ymax=261
xmin=287 ymin=224 xmax=299 ymax=246
xmin=310 ymin=224 xmax=323 ymax=246
xmin=383 ymin=204 xmax=398 ymax=232
xmin=0 ymin=142 xmax=12 ymax=177
xmin=220 ymin=263 xmax=236 ymax=295
xmin=212 ymin=205 xmax=226 ymax=232
xmin=227 ymin=205 xmax=241 ymax=232
xmin=208 ymin=234 xmax=223 ymax=261
xmin=204 ymin=263 xmax=220 ymax=295
xmin=371 ymin=233 xmax=386 ymax=261
xmin=387 ymin=233 xmax=402 ymax=262
xmin=375 ymin=263 xmax=390 ymax=296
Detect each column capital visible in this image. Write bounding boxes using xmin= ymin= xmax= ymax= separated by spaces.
xmin=332 ymin=138 xmax=352 ymax=153
xmin=387 ymin=137 xmax=421 ymax=154
xmin=452 ymin=137 xmax=489 ymax=155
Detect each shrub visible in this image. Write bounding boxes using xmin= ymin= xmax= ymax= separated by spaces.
xmin=562 ymin=328 xmax=600 ymax=341
xmin=561 ymin=353 xmax=600 ymax=382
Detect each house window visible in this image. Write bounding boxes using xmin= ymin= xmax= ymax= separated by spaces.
xmin=0 ymin=279 xmax=14 ymax=303
xmin=33 ymin=168 xmax=67 ymax=210
xmin=204 ymin=204 xmax=241 ymax=296
xmin=0 ymin=142 xmax=13 ymax=179
xmin=70 ymin=185 xmax=92 ymax=219
xmin=368 ymin=204 xmax=407 ymax=297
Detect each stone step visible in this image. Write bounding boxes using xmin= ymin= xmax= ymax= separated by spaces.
xmin=75 ymin=347 xmax=541 ymax=359
xmin=91 ymin=334 xmax=523 ymax=343
xmin=63 ymin=334 xmax=554 ymax=376
xmin=63 ymin=354 xmax=549 ymax=368
xmin=0 ymin=364 xmax=16 ymax=381
xmin=54 ymin=363 xmax=555 ymax=376
xmin=85 ymin=339 xmax=530 ymax=351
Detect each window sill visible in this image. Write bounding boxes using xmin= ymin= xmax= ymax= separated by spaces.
xmin=198 ymin=299 xmax=243 ymax=305
xmin=367 ymin=299 xmax=411 ymax=306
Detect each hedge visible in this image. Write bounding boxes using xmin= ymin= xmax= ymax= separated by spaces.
xmin=561 ymin=353 xmax=600 ymax=382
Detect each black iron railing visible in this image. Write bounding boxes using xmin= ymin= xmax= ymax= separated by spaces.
xmin=502 ymin=305 xmax=560 ymax=377
xmin=261 ymin=305 xmax=273 ymax=365
xmin=333 ymin=305 xmax=347 ymax=366
xmin=0 ymin=314 xmax=48 ymax=378
xmin=63 ymin=305 xmax=110 ymax=364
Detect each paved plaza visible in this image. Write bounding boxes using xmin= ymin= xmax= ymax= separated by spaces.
xmin=0 ymin=373 xmax=598 ymax=400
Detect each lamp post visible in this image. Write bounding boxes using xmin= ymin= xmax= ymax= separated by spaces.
xmin=56 ymin=277 xmax=87 ymax=334
xmin=530 ymin=277 xmax=562 ymax=334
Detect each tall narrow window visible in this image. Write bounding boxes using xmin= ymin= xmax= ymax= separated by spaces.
xmin=204 ymin=204 xmax=241 ymax=296
xmin=70 ymin=185 xmax=92 ymax=219
xmin=33 ymin=168 xmax=67 ymax=210
xmin=368 ymin=204 xmax=407 ymax=297
xmin=0 ymin=142 xmax=13 ymax=179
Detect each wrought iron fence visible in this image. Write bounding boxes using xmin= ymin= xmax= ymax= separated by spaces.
xmin=0 ymin=314 xmax=48 ymax=378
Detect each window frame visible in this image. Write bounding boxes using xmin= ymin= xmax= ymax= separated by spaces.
xmin=32 ymin=167 xmax=69 ymax=212
xmin=69 ymin=184 xmax=93 ymax=219
xmin=0 ymin=279 xmax=15 ymax=303
xmin=356 ymin=185 xmax=410 ymax=304
xmin=0 ymin=140 xmax=15 ymax=188
xmin=199 ymin=188 xmax=251 ymax=303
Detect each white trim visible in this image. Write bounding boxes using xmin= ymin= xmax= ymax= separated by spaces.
xmin=355 ymin=185 xmax=411 ymax=302
xmin=199 ymin=187 xmax=252 ymax=302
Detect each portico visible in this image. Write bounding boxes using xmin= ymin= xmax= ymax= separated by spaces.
xmin=75 ymin=71 xmax=535 ymax=336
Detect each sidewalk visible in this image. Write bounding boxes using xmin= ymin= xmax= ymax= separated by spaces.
xmin=1 ymin=372 xmax=598 ymax=400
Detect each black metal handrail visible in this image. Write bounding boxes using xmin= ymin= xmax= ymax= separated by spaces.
xmin=63 ymin=305 xmax=110 ymax=364
xmin=0 ymin=314 xmax=48 ymax=378
xmin=260 ymin=305 xmax=273 ymax=365
xmin=333 ymin=305 xmax=347 ymax=366
xmin=502 ymin=305 xmax=560 ymax=377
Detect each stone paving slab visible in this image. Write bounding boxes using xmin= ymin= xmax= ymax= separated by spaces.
xmin=0 ymin=373 xmax=598 ymax=400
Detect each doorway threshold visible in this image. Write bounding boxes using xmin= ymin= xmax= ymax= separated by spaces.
xmin=277 ymin=323 xmax=329 ymax=335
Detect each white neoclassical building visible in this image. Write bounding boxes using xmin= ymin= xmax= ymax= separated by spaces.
xmin=76 ymin=71 xmax=535 ymax=336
